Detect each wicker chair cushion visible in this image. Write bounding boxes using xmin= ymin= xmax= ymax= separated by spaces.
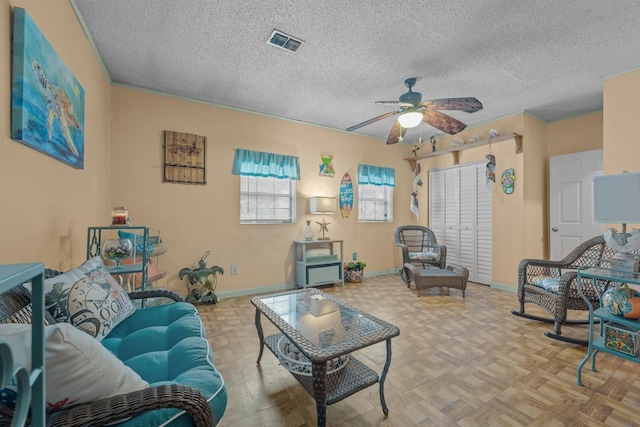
xmin=534 ymin=277 xmax=560 ymax=294
xmin=101 ymin=302 xmax=227 ymax=426
xmin=24 ymin=256 xmax=135 ymax=341
xmin=409 ymin=251 xmax=439 ymax=261
xmin=0 ymin=323 xmax=148 ymax=412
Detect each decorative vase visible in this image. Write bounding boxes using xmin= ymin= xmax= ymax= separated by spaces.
xmin=602 ymin=284 xmax=635 ymax=316
xmin=345 ymin=269 xmax=363 ymax=283
xmin=303 ymin=220 xmax=314 ymax=241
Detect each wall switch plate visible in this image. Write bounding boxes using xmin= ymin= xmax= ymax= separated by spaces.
xmin=231 ymin=264 xmax=238 ymax=275
xmin=353 ymin=252 xmax=357 ymax=260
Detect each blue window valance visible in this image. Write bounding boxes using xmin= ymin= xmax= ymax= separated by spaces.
xmin=358 ymin=164 xmax=395 ymax=187
xmin=232 ymin=149 xmax=300 ymax=180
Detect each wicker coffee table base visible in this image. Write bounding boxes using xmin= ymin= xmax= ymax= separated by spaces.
xmin=252 ymin=289 xmax=399 ymax=427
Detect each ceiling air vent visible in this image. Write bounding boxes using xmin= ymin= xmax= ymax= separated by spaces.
xmin=266 ymin=29 xmax=303 ymax=52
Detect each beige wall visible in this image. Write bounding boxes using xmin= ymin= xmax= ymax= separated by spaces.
xmin=604 ymin=68 xmax=640 ymax=174
xmin=110 ymin=87 xmax=416 ymax=295
xmin=417 ymin=114 xmax=533 ymax=286
xmin=547 ymin=111 xmax=603 ymax=158
xmin=0 ymin=0 xmax=110 ymax=270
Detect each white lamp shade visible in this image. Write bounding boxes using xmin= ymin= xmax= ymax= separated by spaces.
xmin=397 ymin=110 xmax=423 ymax=128
xmin=594 ymin=172 xmax=640 ymax=223
xmin=310 ymin=197 xmax=336 ymax=214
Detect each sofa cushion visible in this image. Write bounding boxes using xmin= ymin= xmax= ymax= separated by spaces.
xmin=25 ymin=256 xmax=135 ymax=341
xmin=102 ymin=303 xmax=227 ymax=426
xmin=0 ymin=323 xmax=148 ymax=412
xmin=409 ymin=251 xmax=439 ymax=261
xmin=534 ymin=277 xmax=560 ymax=294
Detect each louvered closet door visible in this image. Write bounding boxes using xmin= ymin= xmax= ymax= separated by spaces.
xmin=428 ymin=162 xmax=492 ymax=285
xmin=458 ymin=164 xmax=476 ymax=275
xmin=475 ymin=162 xmax=492 ymax=285
xmin=443 ymin=167 xmax=460 ymax=264
xmin=428 ymin=169 xmax=444 ymax=243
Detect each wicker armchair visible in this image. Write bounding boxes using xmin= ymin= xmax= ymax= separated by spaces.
xmin=394 ymin=225 xmax=447 ymax=283
xmin=511 ymin=235 xmax=631 ymax=345
xmin=0 ymin=271 xmax=217 ymax=427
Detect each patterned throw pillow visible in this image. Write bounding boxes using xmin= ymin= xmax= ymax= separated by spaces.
xmin=0 ymin=323 xmax=148 ymax=412
xmin=24 ymin=257 xmax=135 ymax=341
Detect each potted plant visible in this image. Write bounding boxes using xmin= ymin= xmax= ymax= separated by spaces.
xmin=344 ymin=260 xmax=366 ymax=283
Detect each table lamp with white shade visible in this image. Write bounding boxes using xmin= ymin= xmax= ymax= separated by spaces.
xmin=310 ymin=196 xmax=337 ymax=240
xmin=594 ymin=172 xmax=640 ymax=273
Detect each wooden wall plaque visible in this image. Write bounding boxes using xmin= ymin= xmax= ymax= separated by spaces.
xmin=163 ymin=130 xmax=206 ymax=184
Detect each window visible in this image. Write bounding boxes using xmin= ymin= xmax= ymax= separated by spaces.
xmin=240 ymin=175 xmax=296 ymax=223
xmin=357 ymin=164 xmax=395 ymax=223
xmin=232 ymin=149 xmax=300 ymax=224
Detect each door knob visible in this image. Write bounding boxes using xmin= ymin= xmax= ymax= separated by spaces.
xmin=552 ymin=227 xmax=558 ymax=232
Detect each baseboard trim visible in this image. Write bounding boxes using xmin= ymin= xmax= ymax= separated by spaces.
xmin=217 ymin=269 xmax=401 ymax=300
xmin=490 ymin=282 xmax=516 ymax=292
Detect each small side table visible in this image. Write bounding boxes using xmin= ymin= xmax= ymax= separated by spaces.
xmin=403 ymin=263 xmax=469 ymax=297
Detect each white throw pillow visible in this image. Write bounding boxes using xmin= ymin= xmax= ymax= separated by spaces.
xmin=24 ymin=256 xmax=135 ymax=341
xmin=0 ymin=323 xmax=148 ymax=411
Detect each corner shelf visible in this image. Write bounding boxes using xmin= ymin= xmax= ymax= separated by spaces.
xmin=404 ymin=133 xmax=523 ymax=170
xmin=87 ymin=226 xmax=168 ymax=307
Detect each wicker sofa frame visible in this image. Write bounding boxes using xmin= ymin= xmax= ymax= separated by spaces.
xmin=511 ymin=235 xmax=630 ymax=345
xmin=0 ymin=270 xmax=215 ymax=427
xmin=394 ymin=225 xmax=447 ymax=283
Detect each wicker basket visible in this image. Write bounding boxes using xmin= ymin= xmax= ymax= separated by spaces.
xmin=277 ymin=336 xmax=349 ymax=376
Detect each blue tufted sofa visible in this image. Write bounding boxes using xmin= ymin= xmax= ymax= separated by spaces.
xmin=0 ymin=277 xmax=227 ymax=426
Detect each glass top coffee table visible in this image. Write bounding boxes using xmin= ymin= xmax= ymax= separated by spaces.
xmin=251 ymin=288 xmax=400 ymax=427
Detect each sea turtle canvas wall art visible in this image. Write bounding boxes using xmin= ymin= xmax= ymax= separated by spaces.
xmin=11 ymin=7 xmax=85 ymax=169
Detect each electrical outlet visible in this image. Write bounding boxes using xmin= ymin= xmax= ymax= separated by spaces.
xmin=231 ymin=264 xmax=238 ymax=275
xmin=352 ymin=252 xmax=357 ymax=260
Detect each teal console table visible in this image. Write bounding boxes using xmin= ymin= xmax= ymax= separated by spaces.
xmin=294 ymin=240 xmax=344 ymax=288
xmin=0 ymin=263 xmax=45 ymax=426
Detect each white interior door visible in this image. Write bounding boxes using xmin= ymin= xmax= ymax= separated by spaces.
xmin=549 ymin=149 xmax=603 ymax=260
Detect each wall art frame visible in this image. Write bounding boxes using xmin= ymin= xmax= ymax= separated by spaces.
xmin=163 ymin=130 xmax=207 ymax=184
xmin=11 ymin=7 xmax=85 ymax=169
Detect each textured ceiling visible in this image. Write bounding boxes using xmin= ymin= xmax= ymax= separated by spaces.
xmin=71 ymin=0 xmax=640 ymax=144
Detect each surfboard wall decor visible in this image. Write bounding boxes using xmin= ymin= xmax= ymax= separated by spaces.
xmin=339 ymin=172 xmax=353 ymax=218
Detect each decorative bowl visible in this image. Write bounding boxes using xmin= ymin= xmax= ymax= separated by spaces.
xmin=276 ymin=335 xmax=349 ymax=376
xmin=101 ymin=238 xmax=133 ymax=268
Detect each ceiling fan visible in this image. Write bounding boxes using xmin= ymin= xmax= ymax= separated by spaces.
xmin=346 ymin=78 xmax=483 ymax=144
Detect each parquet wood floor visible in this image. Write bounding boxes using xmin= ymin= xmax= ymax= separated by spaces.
xmin=199 ymin=274 xmax=640 ymax=426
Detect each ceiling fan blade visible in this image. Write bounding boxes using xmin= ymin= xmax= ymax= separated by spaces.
xmin=346 ymin=110 xmax=400 ymax=132
xmin=386 ymin=120 xmax=407 ymax=144
xmin=422 ymin=109 xmax=467 ymax=135
xmin=375 ymin=101 xmax=414 ymax=108
xmin=420 ymin=97 xmax=483 ymax=113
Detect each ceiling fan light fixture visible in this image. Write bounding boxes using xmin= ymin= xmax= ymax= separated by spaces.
xmin=397 ymin=110 xmax=423 ymax=128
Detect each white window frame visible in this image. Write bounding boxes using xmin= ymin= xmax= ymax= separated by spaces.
xmin=240 ymin=175 xmax=296 ymax=224
xmin=358 ymin=184 xmax=393 ymax=223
